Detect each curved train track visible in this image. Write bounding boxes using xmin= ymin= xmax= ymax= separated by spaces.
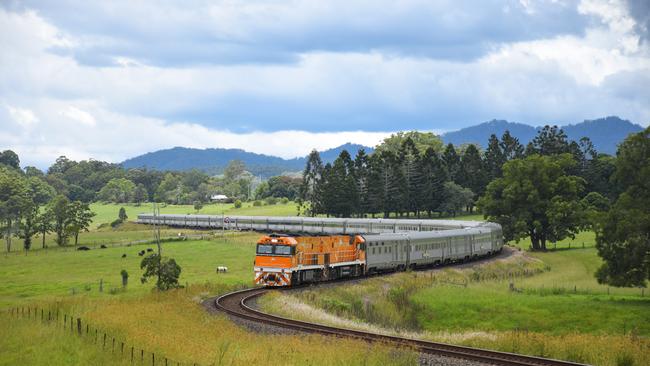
xmin=215 ymin=288 xmax=588 ymax=366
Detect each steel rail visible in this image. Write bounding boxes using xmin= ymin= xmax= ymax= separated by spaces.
xmin=215 ymin=288 xmax=589 ymax=366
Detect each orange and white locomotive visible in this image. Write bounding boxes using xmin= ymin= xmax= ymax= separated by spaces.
xmin=254 ymin=234 xmax=366 ymax=286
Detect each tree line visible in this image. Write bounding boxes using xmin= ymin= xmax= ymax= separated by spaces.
xmin=0 ymin=162 xmax=94 ymax=251
xmin=298 ymin=126 xmax=648 ymax=288
xmin=299 ymin=127 xmax=614 ymax=219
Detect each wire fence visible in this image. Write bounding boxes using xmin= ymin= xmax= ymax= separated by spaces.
xmin=2 ymin=234 xmax=215 ymax=256
xmin=4 ymin=305 xmax=202 ymax=366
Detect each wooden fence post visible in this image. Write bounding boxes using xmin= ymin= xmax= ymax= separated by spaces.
xmin=112 ymin=338 xmax=115 ymax=353
xmin=131 ymin=346 xmax=134 ymax=363
xmin=77 ymin=318 xmax=82 ymax=335
xmin=103 ymin=333 xmax=107 ymax=348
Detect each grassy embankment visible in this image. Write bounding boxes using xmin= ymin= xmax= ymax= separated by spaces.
xmin=260 ymin=231 xmax=650 ymax=366
xmin=0 ymin=202 xmax=417 ymax=365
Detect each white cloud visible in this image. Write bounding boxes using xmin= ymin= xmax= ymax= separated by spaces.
xmin=6 ymin=104 xmax=38 ymax=127
xmin=59 ymin=106 xmax=96 ymax=126
xmin=0 ymin=1 xmax=649 ymax=169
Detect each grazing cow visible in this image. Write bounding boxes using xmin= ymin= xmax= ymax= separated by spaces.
xmin=216 ymin=266 xmax=228 ymax=273
xmin=121 ymin=254 xmax=127 ymax=258
xmin=77 ymin=246 xmax=90 ymax=251
xmin=138 ymin=250 xmax=145 ymax=256
xmin=100 ymin=244 xmax=107 ymax=249
xmin=146 ymin=248 xmax=154 ymax=252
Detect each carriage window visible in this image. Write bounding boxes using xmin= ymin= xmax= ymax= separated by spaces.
xmin=256 ymin=245 xmax=273 ymax=254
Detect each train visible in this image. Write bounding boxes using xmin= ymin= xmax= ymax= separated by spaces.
xmin=137 ymin=214 xmax=503 ymax=287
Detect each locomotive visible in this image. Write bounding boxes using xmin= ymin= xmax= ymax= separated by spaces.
xmin=137 ymin=214 xmax=504 ymax=287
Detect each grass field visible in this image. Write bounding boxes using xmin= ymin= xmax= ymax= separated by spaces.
xmin=0 ymin=231 xmax=416 ymax=365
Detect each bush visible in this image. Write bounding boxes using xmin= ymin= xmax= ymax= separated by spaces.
xmin=253 ymin=200 xmax=262 ymax=207
xmin=280 ymin=197 xmax=289 ymax=204
xmin=265 ymin=196 xmax=277 ymax=205
xmin=110 ymin=219 xmax=123 ymax=228
xmin=234 ymin=199 xmax=242 ymax=208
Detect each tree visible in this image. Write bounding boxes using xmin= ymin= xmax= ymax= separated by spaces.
xmin=193 ymin=201 xmax=203 ymax=212
xmin=0 ymin=166 xmax=31 ymax=252
xmin=484 ymin=134 xmax=506 ymax=181
xmin=442 ymin=143 xmax=460 ymax=183
xmin=68 ymin=201 xmax=95 ymax=246
xmin=478 ymin=154 xmax=586 ymax=251
xmin=133 ymin=184 xmax=148 ymax=205
xmin=439 ymin=182 xmax=473 ymax=217
xmin=98 ymin=178 xmax=136 ymax=203
xmin=18 ymin=177 xmax=55 ymax=250
xmin=595 ymin=127 xmax=650 ymax=287
xmin=419 ymin=148 xmax=447 ymax=217
xmin=365 ymin=153 xmax=386 ymax=218
xmin=527 ymin=125 xmax=572 ymax=156
xmin=118 ymin=207 xmax=128 ymax=222
xmin=35 ymin=210 xmax=54 ymax=249
xmin=0 ymin=150 xmax=20 ymax=169
xmin=299 ymin=150 xmax=324 ymax=216
xmin=140 ymin=254 xmax=182 ymax=290
xmin=49 ymin=194 xmax=72 ymax=246
xmin=375 ymin=131 xmax=444 ymax=155
xmin=400 ymin=138 xmax=423 ymax=217
xmin=500 ymin=130 xmax=524 ymax=161
xmin=457 ymin=144 xmax=486 ymax=212
xmin=353 ymin=149 xmax=370 ymax=217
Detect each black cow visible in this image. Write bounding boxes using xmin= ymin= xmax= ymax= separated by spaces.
xmin=77 ymin=246 xmax=90 ymax=251
xmin=121 ymin=254 xmax=127 ymax=258
xmin=146 ymin=248 xmax=154 ymax=252
xmin=100 ymin=244 xmax=107 ymax=249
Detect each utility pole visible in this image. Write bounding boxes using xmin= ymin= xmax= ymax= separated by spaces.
xmin=153 ymin=203 xmax=162 ymax=288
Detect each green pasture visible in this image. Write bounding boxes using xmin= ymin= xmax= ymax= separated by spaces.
xmin=0 ymin=233 xmax=258 ymax=308
xmin=89 ymin=201 xmax=300 ymax=228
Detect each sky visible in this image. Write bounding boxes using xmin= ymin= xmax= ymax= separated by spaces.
xmin=1 ymin=0 xmax=649 ymax=169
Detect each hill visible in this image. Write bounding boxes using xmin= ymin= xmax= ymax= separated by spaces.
xmin=121 ymin=143 xmax=373 ymax=177
xmin=441 ymin=116 xmax=643 ymax=154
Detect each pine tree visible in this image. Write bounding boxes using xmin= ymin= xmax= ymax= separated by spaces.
xmin=442 ymin=143 xmax=460 ymax=183
xmin=419 ymin=147 xmax=446 ymax=217
xmin=400 ymin=138 xmax=422 ymax=217
xmin=484 ymin=134 xmax=506 ymax=181
xmin=500 ymin=130 xmax=525 ymax=161
xmin=353 ymin=149 xmax=369 ymax=217
xmin=365 ymin=154 xmax=385 ymax=218
xmin=458 ymin=144 xmax=485 ymax=213
xmin=299 ymin=150 xmax=323 ymax=216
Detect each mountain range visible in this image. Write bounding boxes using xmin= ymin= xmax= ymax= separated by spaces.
xmin=122 ymin=116 xmax=644 ymax=177
xmin=121 ymin=143 xmax=373 ymax=178
xmin=441 ymin=116 xmax=643 ymax=154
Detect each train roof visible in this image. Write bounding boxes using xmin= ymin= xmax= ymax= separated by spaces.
xmin=138 ymin=213 xmax=489 ymax=229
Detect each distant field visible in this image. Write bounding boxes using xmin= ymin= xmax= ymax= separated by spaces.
xmin=89 ymin=201 xmax=300 ymax=228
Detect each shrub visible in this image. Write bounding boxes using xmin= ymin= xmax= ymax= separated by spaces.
xmin=280 ymin=197 xmax=289 ymax=204
xmin=234 ymin=199 xmax=242 ymax=208
xmin=110 ymin=219 xmax=123 ymax=228
xmin=253 ymin=200 xmax=262 ymax=207
xmin=265 ymin=197 xmax=277 ymax=205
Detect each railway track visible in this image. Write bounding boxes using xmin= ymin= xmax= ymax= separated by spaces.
xmin=215 ymin=288 xmax=589 ymax=366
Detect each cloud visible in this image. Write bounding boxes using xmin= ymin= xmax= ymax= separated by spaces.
xmin=59 ymin=106 xmax=96 ymax=126
xmin=3 ymin=0 xmax=588 ymax=66
xmin=0 ymin=1 xmax=649 ymax=169
xmin=6 ymin=104 xmax=38 ymax=127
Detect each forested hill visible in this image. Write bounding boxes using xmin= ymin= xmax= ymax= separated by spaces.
xmin=442 ymin=116 xmax=643 ymax=154
xmin=121 ymin=143 xmax=373 ymax=177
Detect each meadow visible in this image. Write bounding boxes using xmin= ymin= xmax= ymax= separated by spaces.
xmin=0 ymin=232 xmax=417 ymax=365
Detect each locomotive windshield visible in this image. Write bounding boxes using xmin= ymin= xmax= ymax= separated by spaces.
xmin=256 ymin=244 xmax=273 ymax=254
xmin=275 ymin=245 xmax=292 ymax=255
